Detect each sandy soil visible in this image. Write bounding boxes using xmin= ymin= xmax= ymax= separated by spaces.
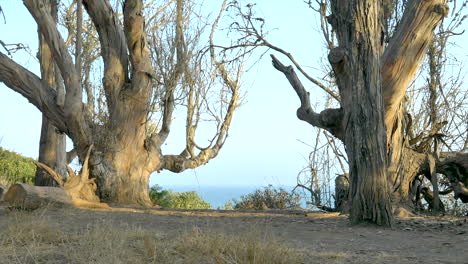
xmin=0 ymin=204 xmax=467 ymax=264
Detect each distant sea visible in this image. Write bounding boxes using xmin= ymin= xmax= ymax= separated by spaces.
xmin=162 ymin=185 xmax=307 ymax=209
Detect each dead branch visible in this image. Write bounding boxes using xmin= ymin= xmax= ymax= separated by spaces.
xmin=271 ymin=54 xmax=343 ymax=140
xmin=5 ymin=145 xmax=108 ymax=209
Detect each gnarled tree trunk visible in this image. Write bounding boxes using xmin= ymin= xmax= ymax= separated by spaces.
xmin=272 ymin=0 xmax=454 ymax=226
xmin=0 ymin=0 xmax=242 ymax=206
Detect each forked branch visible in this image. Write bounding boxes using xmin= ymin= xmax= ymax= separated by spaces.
xmin=160 ymin=0 xmax=242 ymax=172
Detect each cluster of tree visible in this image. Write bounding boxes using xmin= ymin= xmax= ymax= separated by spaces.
xmin=0 ymin=0 xmax=467 ymax=226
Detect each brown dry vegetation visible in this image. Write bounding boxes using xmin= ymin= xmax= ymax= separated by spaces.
xmin=0 ymin=203 xmax=467 ymax=264
xmin=0 ymin=206 xmax=305 ymax=264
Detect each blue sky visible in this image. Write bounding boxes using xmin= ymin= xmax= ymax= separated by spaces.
xmin=1 ymin=1 xmax=466 ymax=190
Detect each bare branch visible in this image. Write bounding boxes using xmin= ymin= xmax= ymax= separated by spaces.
xmin=271 ymin=54 xmax=343 ymax=140
xmin=221 ymin=2 xmax=339 ymax=101
xmin=160 ymin=0 xmax=243 ymax=172
xmin=23 ymin=0 xmax=82 ymax=113
xmin=35 ymin=162 xmax=65 ymax=187
xmin=0 ymin=52 xmax=67 ymax=133
xmin=157 ymin=0 xmax=185 ymax=144
xmin=75 ymin=0 xmax=83 ymax=75
xmin=382 ymin=0 xmax=448 ymax=133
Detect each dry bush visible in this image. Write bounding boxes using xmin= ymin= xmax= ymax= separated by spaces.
xmin=233 ymin=185 xmax=301 ymax=210
xmin=0 ymin=209 xmax=305 ymax=264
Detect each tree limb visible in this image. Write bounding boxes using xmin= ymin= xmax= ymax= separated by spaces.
xmin=123 ymin=0 xmax=154 ymax=95
xmin=157 ymin=0 xmax=185 ymax=144
xmin=83 ymin=0 xmax=129 ymax=107
xmin=382 ymin=0 xmax=448 ymax=134
xmin=24 ymin=0 xmax=90 ymax=148
xmin=160 ymin=0 xmax=242 ymax=172
xmin=23 ymin=0 xmax=82 ymax=114
xmin=0 ymin=52 xmax=67 ymax=133
xmin=271 ymin=54 xmax=343 ymax=140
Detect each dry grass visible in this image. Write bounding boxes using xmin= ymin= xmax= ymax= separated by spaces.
xmin=0 ymin=209 xmax=305 ymax=264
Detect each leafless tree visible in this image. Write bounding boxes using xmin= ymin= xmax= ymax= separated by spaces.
xmin=0 ymin=0 xmax=253 ymax=205
xmin=231 ymin=0 xmax=467 ymax=226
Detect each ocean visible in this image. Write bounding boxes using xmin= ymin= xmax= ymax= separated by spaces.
xmin=162 ymin=185 xmax=307 ymax=209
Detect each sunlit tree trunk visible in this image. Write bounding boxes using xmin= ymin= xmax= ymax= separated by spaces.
xmin=35 ymin=0 xmax=67 ymax=186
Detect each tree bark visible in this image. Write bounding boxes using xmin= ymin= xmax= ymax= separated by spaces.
xmin=0 ymin=185 xmax=6 ymax=201
xmin=35 ymin=0 xmax=67 ymax=187
xmin=329 ymin=0 xmax=393 ymax=226
xmin=6 ymin=145 xmax=111 ymax=210
xmin=4 ymin=184 xmax=109 ymax=210
xmin=5 ymin=184 xmax=72 ymax=209
xmin=90 ymin=140 xmax=160 ymax=206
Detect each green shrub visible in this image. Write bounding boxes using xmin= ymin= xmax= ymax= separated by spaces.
xmin=233 ymin=185 xmax=301 ymax=210
xmin=219 ymin=200 xmax=235 ymax=210
xmin=149 ymin=185 xmax=212 ymax=209
xmin=0 ymin=147 xmax=36 ymax=186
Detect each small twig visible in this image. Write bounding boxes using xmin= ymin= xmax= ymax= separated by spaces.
xmin=0 ymin=5 xmax=5 ymax=24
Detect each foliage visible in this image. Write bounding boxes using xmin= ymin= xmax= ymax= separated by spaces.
xmin=233 ymin=185 xmax=301 ymax=210
xmin=149 ymin=185 xmax=211 ymax=209
xmin=219 ymin=200 xmax=235 ymax=210
xmin=0 ymin=147 xmax=36 ymax=186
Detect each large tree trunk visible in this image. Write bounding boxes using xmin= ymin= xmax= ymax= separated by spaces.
xmin=90 ymin=139 xmax=160 ymax=206
xmin=272 ymin=0 xmax=451 ymax=225
xmin=35 ymin=0 xmax=67 ymax=186
xmin=36 ymin=118 xmax=67 ymax=186
xmin=329 ymin=1 xmax=393 ymax=226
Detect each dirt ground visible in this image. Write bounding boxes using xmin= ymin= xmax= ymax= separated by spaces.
xmin=0 ymin=204 xmax=467 ymax=264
